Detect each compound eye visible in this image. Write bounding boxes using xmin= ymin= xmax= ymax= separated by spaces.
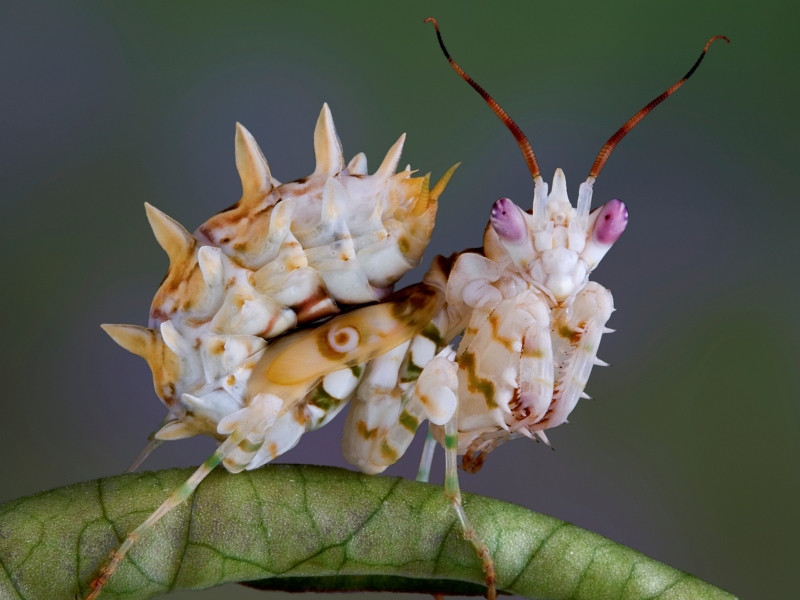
xmin=490 ymin=198 xmax=527 ymax=242
xmin=593 ymin=199 xmax=628 ymax=245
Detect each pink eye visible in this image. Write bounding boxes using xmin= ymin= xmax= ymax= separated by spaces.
xmin=593 ymin=199 xmax=628 ymax=245
xmin=490 ymin=197 xmax=527 ymax=242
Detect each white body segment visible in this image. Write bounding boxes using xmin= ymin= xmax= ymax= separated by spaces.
xmin=341 ymin=168 xmax=626 ymax=474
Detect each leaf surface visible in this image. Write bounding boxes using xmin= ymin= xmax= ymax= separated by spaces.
xmin=0 ymin=465 xmax=737 ymax=600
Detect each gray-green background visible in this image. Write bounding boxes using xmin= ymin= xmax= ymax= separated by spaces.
xmin=1 ymin=2 xmax=797 ymax=599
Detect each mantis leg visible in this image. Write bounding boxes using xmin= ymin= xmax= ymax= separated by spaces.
xmin=84 ymin=394 xmax=281 ymax=600
xmin=415 ymin=425 xmax=437 ymax=483
xmin=443 ymin=403 xmax=497 ymax=600
xmin=534 ymin=282 xmax=613 ymax=432
xmin=126 ymin=415 xmax=170 ymax=473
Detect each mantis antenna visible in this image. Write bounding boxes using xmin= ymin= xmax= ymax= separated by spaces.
xmin=424 ymin=17 xmax=542 ymax=184
xmin=588 ymin=35 xmax=730 ymax=179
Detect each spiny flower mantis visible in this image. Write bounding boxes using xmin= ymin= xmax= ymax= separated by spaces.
xmin=85 ymin=18 xmax=727 ymax=600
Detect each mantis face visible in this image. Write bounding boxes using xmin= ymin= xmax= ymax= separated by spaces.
xmin=485 ymin=169 xmax=628 ymax=306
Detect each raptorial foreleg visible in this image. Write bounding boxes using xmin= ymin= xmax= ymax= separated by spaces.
xmin=536 ymin=281 xmax=614 ymax=431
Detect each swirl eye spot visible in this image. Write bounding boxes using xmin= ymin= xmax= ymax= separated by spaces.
xmin=327 ymin=325 xmax=360 ymax=353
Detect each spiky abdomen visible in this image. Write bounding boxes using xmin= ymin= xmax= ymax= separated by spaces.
xmin=104 ymin=104 xmax=456 ymax=448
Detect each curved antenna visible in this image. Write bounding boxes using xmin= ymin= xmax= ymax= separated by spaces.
xmin=425 ymin=17 xmax=541 ymax=182
xmin=588 ymin=35 xmax=730 ymax=180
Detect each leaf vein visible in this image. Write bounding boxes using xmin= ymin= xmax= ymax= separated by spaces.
xmin=650 ymin=571 xmax=690 ymax=599
xmin=0 ymin=550 xmax=26 ymax=600
xmin=571 ymin=540 xmax=615 ymax=599
xmin=619 ymin=558 xmax=639 ymax=596
xmin=243 ymin=470 xmax=271 ymax=541
xmin=433 ymin=518 xmax=459 ymax=577
xmin=506 ymin=520 xmax=569 ymax=591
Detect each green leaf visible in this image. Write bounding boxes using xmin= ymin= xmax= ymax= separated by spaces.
xmin=0 ymin=465 xmax=736 ymax=600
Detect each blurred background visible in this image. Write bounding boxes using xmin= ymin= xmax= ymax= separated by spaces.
xmin=1 ymin=2 xmax=797 ymax=599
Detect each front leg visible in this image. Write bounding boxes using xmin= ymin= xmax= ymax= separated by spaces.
xmin=534 ymin=281 xmax=614 ymax=431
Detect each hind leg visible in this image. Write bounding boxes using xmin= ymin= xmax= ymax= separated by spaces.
xmin=126 ymin=415 xmax=170 ymax=473
xmin=83 ymin=394 xmax=281 ymax=600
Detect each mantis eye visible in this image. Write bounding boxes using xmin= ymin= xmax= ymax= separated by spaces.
xmin=593 ymin=199 xmax=628 ymax=245
xmin=490 ymin=197 xmax=527 ymax=242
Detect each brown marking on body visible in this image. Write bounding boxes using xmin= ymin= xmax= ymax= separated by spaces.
xmin=268 ymin=442 xmax=278 ymax=460
xmin=397 ymin=236 xmax=411 ymax=255
xmin=195 ymin=188 xmax=280 ymax=266
xmin=258 ymin=314 xmax=280 ymax=337
xmin=293 ymin=406 xmax=309 ymax=426
xmin=458 ymin=351 xmax=497 ymax=408
xmin=280 ymin=178 xmax=318 ymax=198
xmin=557 ymin=323 xmax=582 ymax=344
xmin=151 ymin=255 xmax=203 ymax=319
xmin=380 ymin=440 xmax=399 ymax=462
xmin=226 ymin=375 xmax=236 ymax=386
xmin=185 ymin=316 xmax=213 ymax=327
xmin=488 ymin=313 xmax=517 ymax=352
xmin=388 ymin=284 xmax=439 ymax=322
xmin=252 ymin=201 xmax=277 ymax=218
xmin=293 ymin=290 xmax=339 ymax=323
xmin=356 ymin=420 xmax=376 ymax=440
xmin=149 ymin=307 xmax=169 ymax=326
xmin=228 ymin=254 xmax=248 ymax=269
xmin=197 ymin=224 xmax=216 ymax=243
xmin=522 ymin=346 xmax=544 ymax=358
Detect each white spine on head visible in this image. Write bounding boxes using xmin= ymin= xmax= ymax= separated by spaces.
xmin=531 ymin=176 xmax=548 ymax=231
xmin=575 ymin=177 xmax=595 ymax=230
xmin=488 ymin=170 xmax=626 ymax=305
